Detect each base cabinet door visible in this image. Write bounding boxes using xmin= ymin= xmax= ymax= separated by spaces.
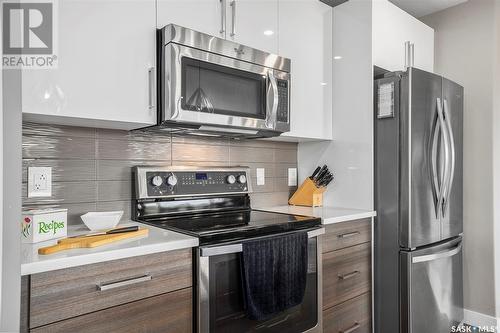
xmin=30 ymin=288 xmax=192 ymax=333
xmin=323 ymin=293 xmax=371 ymax=333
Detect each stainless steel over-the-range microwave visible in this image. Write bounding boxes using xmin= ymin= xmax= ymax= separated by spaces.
xmin=152 ymin=24 xmax=291 ymax=138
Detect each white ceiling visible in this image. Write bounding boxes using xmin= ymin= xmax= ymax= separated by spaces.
xmin=389 ymin=0 xmax=468 ymax=18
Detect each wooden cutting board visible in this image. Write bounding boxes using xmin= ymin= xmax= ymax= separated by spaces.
xmin=38 ymin=228 xmax=149 ymax=255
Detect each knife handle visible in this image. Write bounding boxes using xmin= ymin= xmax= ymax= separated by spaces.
xmin=107 ymin=226 xmax=139 ymax=234
xmin=310 ymin=166 xmax=321 ymax=179
xmin=315 ymin=167 xmax=327 ymax=181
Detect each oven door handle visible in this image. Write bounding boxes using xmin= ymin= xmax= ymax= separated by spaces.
xmin=200 ymin=227 xmax=325 ymax=257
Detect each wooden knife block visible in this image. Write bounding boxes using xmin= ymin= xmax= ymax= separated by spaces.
xmin=288 ymin=178 xmax=326 ymax=207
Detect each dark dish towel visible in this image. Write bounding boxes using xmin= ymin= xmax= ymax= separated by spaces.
xmin=241 ymin=232 xmax=308 ymax=321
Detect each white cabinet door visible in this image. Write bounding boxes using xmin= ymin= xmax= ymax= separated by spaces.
xmin=22 ymin=0 xmax=156 ymax=129
xmin=225 ymin=0 xmax=278 ymax=54
xmin=278 ymin=0 xmax=332 ymax=141
xmin=157 ymin=0 xmax=224 ymax=37
xmin=372 ymin=0 xmax=434 ymax=72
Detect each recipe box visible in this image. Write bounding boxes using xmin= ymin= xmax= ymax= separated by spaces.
xmin=21 ymin=208 xmax=67 ymax=243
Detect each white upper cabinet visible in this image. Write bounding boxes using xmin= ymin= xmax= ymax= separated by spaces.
xmin=225 ymin=0 xmax=279 ymax=54
xmin=278 ymin=0 xmax=333 ymax=141
xmin=372 ymin=0 xmax=434 ymax=72
xmin=156 ymin=0 xmax=225 ymax=37
xmin=22 ymin=0 xmax=157 ymax=130
xmin=157 ymin=0 xmax=278 ymax=54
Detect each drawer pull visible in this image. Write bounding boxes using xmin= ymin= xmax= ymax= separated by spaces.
xmin=338 ymin=231 xmax=360 ymax=239
xmin=338 ymin=270 xmax=360 ymax=280
xmin=98 ymin=274 xmax=152 ymax=291
xmin=340 ymin=322 xmax=360 ymax=333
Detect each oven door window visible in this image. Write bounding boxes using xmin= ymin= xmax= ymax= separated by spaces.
xmin=181 ymin=57 xmax=267 ymax=119
xmin=206 ymin=238 xmax=318 ymax=333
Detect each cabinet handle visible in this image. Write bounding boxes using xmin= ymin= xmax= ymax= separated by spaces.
xmin=98 ymin=274 xmax=152 ymax=291
xmin=409 ymin=42 xmax=415 ymax=67
xmin=337 ymin=231 xmax=360 ymax=239
xmin=220 ymin=0 xmax=226 ymax=34
xmin=404 ymin=41 xmax=410 ymax=69
xmin=340 ymin=322 xmax=360 ymax=333
xmin=338 ymin=270 xmax=360 ymax=280
xmin=404 ymin=41 xmax=415 ymax=69
xmin=148 ymin=67 xmax=155 ymax=110
xmin=230 ymin=0 xmax=236 ymax=37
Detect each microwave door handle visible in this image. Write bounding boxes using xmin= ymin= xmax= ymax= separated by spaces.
xmin=266 ymin=71 xmax=278 ymax=129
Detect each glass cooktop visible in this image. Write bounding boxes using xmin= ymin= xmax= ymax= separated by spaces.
xmin=138 ymin=209 xmax=321 ymax=245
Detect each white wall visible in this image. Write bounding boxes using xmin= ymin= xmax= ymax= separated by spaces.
xmin=0 ymin=69 xmax=22 ymax=331
xmin=298 ymin=0 xmax=373 ymax=210
xmin=0 ymin=0 xmax=22 ymax=329
xmin=423 ymin=0 xmax=498 ymax=321
xmin=494 ymin=0 xmax=500 ymax=322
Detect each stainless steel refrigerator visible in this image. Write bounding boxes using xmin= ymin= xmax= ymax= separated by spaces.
xmin=374 ymin=67 xmax=464 ymax=333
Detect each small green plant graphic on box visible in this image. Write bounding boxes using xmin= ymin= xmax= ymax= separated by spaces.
xmin=22 ymin=217 xmax=31 ymax=238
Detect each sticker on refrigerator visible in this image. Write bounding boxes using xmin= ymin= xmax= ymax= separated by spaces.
xmin=378 ymin=82 xmax=395 ymax=119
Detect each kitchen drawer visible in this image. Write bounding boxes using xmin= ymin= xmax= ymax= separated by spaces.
xmin=322 ymin=218 xmax=371 ymax=253
xmin=29 ymin=249 xmax=192 ymax=328
xmin=323 ymin=242 xmax=371 ymax=309
xmin=31 ymin=287 xmax=192 ymax=333
xmin=323 ymin=292 xmax=371 ymax=333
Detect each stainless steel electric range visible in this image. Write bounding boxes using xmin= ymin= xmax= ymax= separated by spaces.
xmin=132 ymin=166 xmax=324 ymax=333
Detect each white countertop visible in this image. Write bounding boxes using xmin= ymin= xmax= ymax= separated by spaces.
xmin=259 ymin=206 xmax=376 ymax=225
xmin=21 ymin=221 xmax=198 ymax=276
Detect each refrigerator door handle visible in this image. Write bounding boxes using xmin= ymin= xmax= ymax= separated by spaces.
xmin=436 ymin=98 xmax=451 ymax=218
xmin=442 ymin=99 xmax=456 ymax=216
xmin=431 ymin=99 xmax=442 ymax=218
xmin=412 ymin=242 xmax=462 ymax=263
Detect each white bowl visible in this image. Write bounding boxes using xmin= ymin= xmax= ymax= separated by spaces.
xmin=80 ymin=211 xmax=124 ymax=231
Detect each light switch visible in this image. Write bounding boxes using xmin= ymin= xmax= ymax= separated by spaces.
xmin=288 ymin=168 xmax=297 ymax=186
xmin=28 ymin=167 xmax=52 ymax=198
xmin=256 ymin=168 xmax=265 ymax=186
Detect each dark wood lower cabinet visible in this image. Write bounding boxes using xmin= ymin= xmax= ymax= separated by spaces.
xmin=322 ymin=219 xmax=373 ymax=333
xmin=30 ymin=249 xmax=192 ymax=328
xmin=22 ymin=250 xmax=194 ymax=333
xmin=30 ymin=287 xmax=192 ymax=333
xmin=323 ymin=292 xmax=371 ymax=333
xmin=323 ymin=242 xmax=371 ymax=309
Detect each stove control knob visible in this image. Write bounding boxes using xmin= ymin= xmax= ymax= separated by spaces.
xmin=237 ymin=174 xmax=247 ymax=184
xmin=151 ymin=176 xmax=163 ymax=187
xmin=226 ymin=175 xmax=236 ymax=184
xmin=166 ymin=175 xmax=178 ymax=186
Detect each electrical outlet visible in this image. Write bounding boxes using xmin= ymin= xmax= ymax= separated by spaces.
xmin=28 ymin=167 xmax=52 ymax=198
xmin=288 ymin=168 xmax=297 ymax=186
xmin=256 ymin=168 xmax=265 ymax=186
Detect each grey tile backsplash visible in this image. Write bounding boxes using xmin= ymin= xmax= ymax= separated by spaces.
xmin=22 ymin=122 xmax=298 ymax=226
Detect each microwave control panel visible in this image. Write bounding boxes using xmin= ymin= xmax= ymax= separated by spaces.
xmin=277 ymin=80 xmax=289 ymax=123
